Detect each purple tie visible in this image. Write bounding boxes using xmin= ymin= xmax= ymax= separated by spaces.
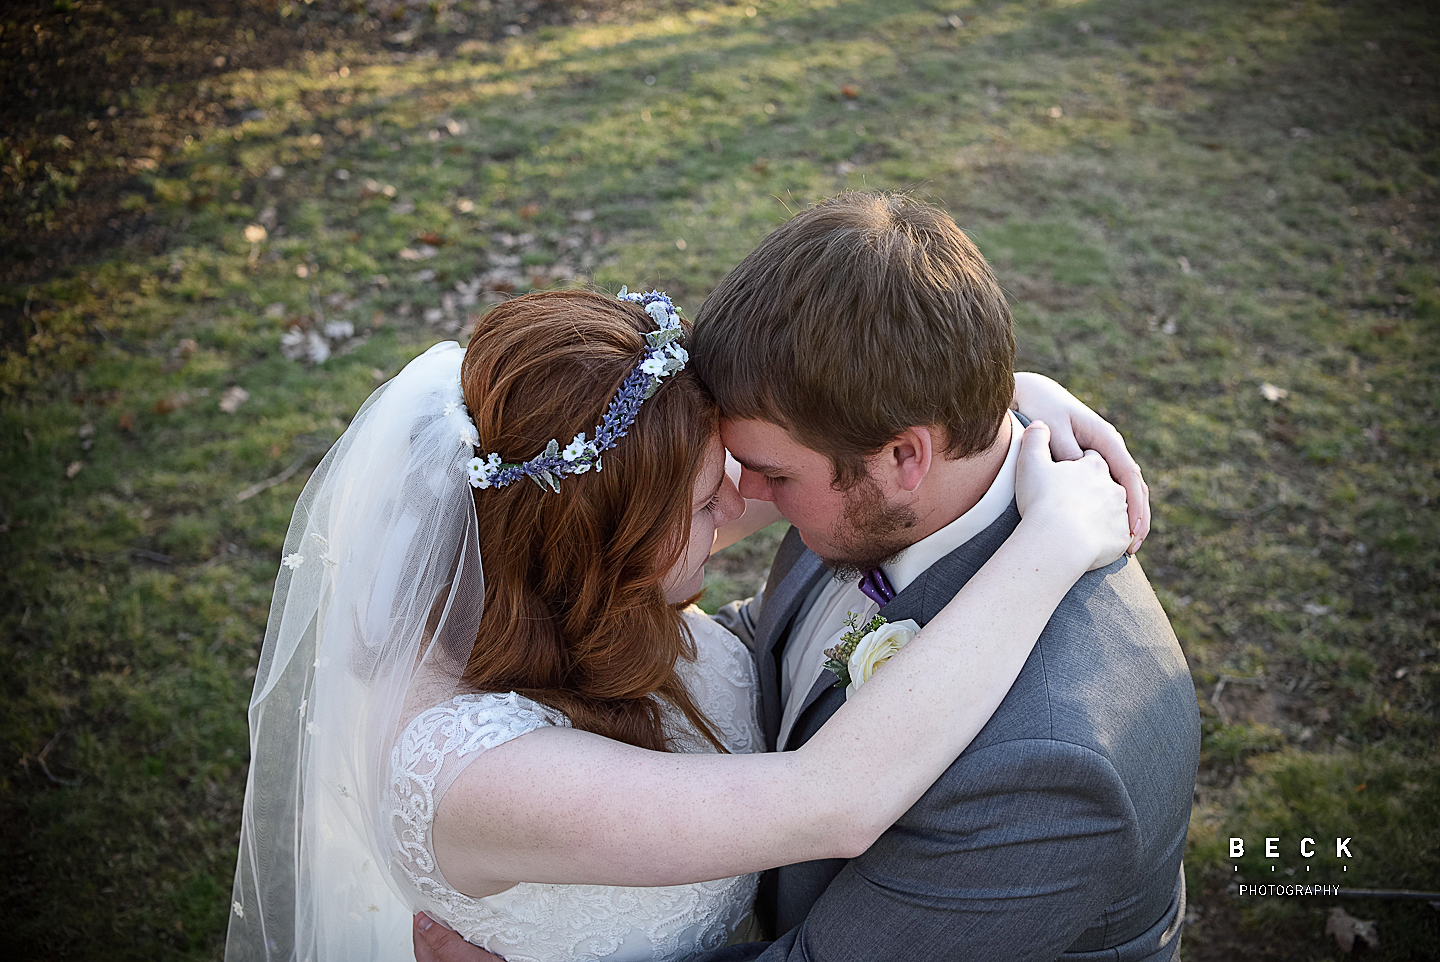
xmin=858 ymin=568 xmax=895 ymax=607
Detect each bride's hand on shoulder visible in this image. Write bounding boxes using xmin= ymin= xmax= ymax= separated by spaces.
xmin=1012 ymin=372 xmax=1149 ymax=553
xmin=1014 ymin=420 xmax=1133 ymax=572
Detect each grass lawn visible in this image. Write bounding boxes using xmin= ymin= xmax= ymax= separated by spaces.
xmin=2 ymin=0 xmax=1437 ymax=958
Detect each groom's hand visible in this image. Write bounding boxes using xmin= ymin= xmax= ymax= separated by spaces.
xmin=414 ymin=913 xmax=504 ymax=962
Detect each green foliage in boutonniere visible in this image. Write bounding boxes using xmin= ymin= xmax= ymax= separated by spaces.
xmin=823 ymin=612 xmax=890 ymax=690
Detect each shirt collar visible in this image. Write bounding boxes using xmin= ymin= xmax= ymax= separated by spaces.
xmin=884 ymin=410 xmax=1023 ymax=595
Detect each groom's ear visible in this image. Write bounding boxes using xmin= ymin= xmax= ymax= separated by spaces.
xmin=880 ymin=426 xmax=934 ymax=494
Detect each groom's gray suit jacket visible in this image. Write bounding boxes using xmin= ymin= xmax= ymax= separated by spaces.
xmin=705 ymin=506 xmax=1200 ymax=962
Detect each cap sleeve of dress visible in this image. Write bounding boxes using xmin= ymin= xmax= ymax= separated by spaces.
xmin=383 ymin=691 xmax=570 ymax=909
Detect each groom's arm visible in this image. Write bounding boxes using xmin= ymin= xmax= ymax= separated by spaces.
xmin=710 ymin=586 xmax=762 ymax=653
xmin=702 ymin=739 xmax=1138 ymax=962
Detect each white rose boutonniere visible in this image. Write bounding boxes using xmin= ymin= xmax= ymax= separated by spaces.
xmin=823 ymin=613 xmax=922 ymax=699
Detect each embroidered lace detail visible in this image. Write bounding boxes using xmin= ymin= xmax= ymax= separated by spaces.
xmin=666 ymin=608 xmax=764 ymax=756
xmin=383 ymin=612 xmax=761 ymax=962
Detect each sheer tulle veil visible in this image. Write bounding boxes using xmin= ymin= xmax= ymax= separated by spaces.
xmin=226 ymin=342 xmax=481 ymax=961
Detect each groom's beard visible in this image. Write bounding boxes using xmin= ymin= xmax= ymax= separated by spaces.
xmin=821 ymin=475 xmax=919 ymax=582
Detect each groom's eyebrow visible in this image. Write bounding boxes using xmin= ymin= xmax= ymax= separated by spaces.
xmin=730 ymin=455 xmax=784 ymax=475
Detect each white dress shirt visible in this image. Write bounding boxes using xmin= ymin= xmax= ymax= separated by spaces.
xmin=777 ymin=412 xmax=1024 ymax=748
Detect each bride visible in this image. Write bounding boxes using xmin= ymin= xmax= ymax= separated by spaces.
xmin=226 ymin=287 xmax=1138 ymax=962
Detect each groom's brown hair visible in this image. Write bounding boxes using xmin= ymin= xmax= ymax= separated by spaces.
xmin=692 ymin=191 xmax=1014 ymax=485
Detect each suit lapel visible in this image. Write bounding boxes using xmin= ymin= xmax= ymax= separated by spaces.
xmin=782 ymin=670 xmax=842 ymax=751
xmin=752 ymin=527 xmax=829 ymax=750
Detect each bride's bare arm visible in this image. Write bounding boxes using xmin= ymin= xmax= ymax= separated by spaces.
xmin=433 ymin=422 xmax=1131 ymax=896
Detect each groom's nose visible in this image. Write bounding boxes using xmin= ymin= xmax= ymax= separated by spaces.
xmin=737 ymin=466 xmax=770 ymax=501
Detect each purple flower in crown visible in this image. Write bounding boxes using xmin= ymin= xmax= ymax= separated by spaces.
xmin=464 ymin=288 xmax=689 ymax=492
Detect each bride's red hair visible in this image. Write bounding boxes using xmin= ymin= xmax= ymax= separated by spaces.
xmin=459 ymin=289 xmax=724 ymax=753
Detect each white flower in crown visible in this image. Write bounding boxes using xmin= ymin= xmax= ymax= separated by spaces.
xmin=667 ymin=343 xmax=689 ymax=364
xmin=562 ymin=433 xmax=590 ymax=462
xmin=467 ymin=453 xmax=502 ymax=489
xmin=641 ymin=355 xmax=667 ymax=377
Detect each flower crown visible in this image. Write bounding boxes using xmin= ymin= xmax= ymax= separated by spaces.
xmin=465 ymin=288 xmax=689 ymax=492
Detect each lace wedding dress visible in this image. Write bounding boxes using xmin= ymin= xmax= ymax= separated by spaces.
xmin=384 ymin=607 xmax=763 ymax=962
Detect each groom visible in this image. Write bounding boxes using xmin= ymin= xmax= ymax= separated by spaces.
xmin=417 ymin=193 xmax=1201 ymax=960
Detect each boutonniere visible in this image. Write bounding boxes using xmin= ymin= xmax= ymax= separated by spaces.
xmin=823 ymin=613 xmax=922 ymax=698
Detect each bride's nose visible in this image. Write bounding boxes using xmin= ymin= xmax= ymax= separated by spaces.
xmin=717 ymin=477 xmax=745 ymax=526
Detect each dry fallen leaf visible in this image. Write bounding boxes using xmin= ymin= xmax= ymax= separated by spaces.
xmin=117 ymin=412 xmax=135 ymax=432
xmin=1325 ymin=906 xmax=1379 ymax=954
xmin=518 ymin=203 xmax=541 ymax=220
xmin=280 ymin=329 xmax=330 ymax=365
xmin=841 ymin=84 xmax=860 ymax=99
xmin=1260 ymin=382 xmax=1288 ymax=403
xmin=154 ymin=392 xmax=192 ymax=414
xmin=219 ymin=386 xmax=250 ymax=414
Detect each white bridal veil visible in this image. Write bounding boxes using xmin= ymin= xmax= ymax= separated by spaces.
xmin=227 ymin=342 xmax=482 ymax=961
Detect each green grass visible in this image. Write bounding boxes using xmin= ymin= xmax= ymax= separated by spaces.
xmin=2 ymin=0 xmax=1438 ymax=958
